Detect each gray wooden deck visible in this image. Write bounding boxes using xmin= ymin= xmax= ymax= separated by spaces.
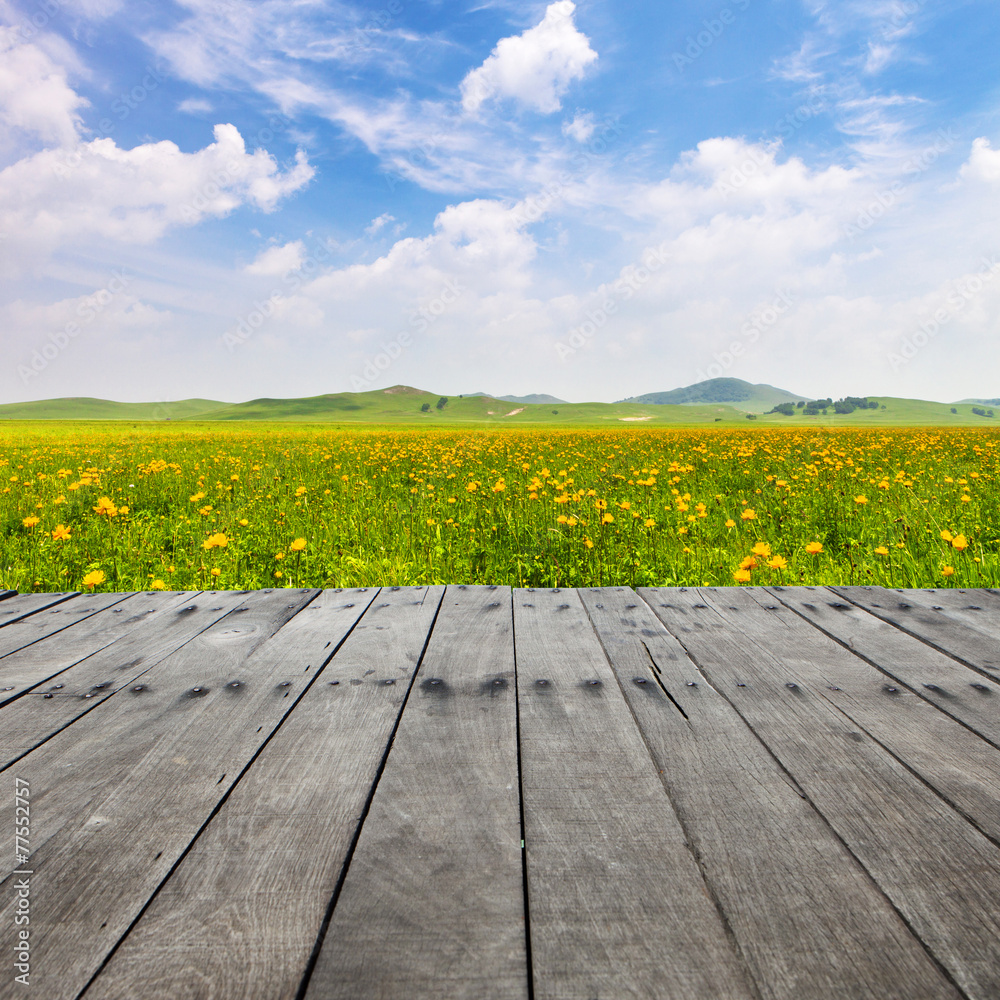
xmin=1 ymin=585 xmax=999 ymax=1000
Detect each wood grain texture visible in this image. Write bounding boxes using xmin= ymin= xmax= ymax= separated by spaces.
xmin=0 ymin=590 xmax=197 ymax=708
xmin=515 ymin=587 xmax=754 ymax=1000
xmin=304 ymin=585 xmax=527 ymax=1000
xmin=85 ymin=586 xmax=443 ymax=1000
xmin=0 ymin=590 xmax=251 ymax=767
xmin=0 ymin=591 xmax=130 ymax=662
xmin=833 ymin=585 xmax=1000 ymax=680
xmin=771 ymin=586 xmax=1000 ymax=749
xmin=579 ymin=586 xmax=960 ymax=1000
xmin=0 ymin=587 xmax=331 ymax=1000
xmin=0 ymin=591 xmax=75 ymax=625
xmin=700 ymin=587 xmax=1000 ymax=844
xmin=641 ymin=587 xmax=1000 ymax=1000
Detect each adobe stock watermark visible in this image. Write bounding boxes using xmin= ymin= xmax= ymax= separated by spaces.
xmin=512 ymin=116 xmax=624 ymax=227
xmin=878 ymin=0 xmax=928 ymax=40
xmin=715 ymin=96 xmax=824 ymax=198
xmin=844 ymin=127 xmax=959 ymax=241
xmin=555 ymin=242 xmax=671 ymax=360
xmin=383 ymin=131 xmax=449 ymax=193
xmin=350 ymin=277 xmax=465 ymax=390
xmin=16 ymin=0 xmax=69 ymax=39
xmin=695 ymin=286 xmax=794 ymax=382
xmin=222 ymin=234 xmax=342 ymax=353
xmin=221 ymin=240 xmax=464 ymax=392
xmin=51 ymin=64 xmax=169 ymax=179
xmin=352 ymin=0 xmax=404 ymax=53
xmin=17 ymin=270 xmax=132 ymax=385
xmin=672 ymin=0 xmax=751 ymax=72
xmin=888 ymin=255 xmax=1000 ymax=372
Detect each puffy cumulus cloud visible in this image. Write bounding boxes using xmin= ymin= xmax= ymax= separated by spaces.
xmin=620 ymin=137 xmax=862 ymax=242
xmin=217 ymin=196 xmax=551 ymax=392
xmin=0 ymin=123 xmax=314 ymax=271
xmin=245 ymin=240 xmax=307 ymax=277
xmin=460 ymin=1 xmax=597 ymax=115
xmin=960 ymin=137 xmax=1000 ymax=183
xmin=304 ymin=197 xmax=538 ymax=305
xmin=0 ymin=28 xmax=87 ymax=148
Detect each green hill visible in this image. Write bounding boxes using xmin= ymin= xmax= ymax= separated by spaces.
xmin=2 ymin=387 xmax=997 ymax=427
xmin=620 ymin=378 xmax=806 ymax=412
xmin=755 ymin=396 xmax=1000 ymax=425
xmin=0 ymin=397 xmax=230 ymax=420
xmin=205 ymin=386 xmax=743 ymax=425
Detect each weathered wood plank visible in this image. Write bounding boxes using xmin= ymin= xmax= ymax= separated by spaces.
xmin=514 ymin=587 xmax=755 ymax=1000
xmin=0 ymin=590 xmax=316 ymax=858
xmin=0 ymin=592 xmax=75 ymax=626
xmin=0 ymin=587 xmax=361 ymax=1000
xmin=771 ymin=586 xmax=1000 ymax=749
xmin=833 ymin=585 xmax=1000 ymax=680
xmin=0 ymin=590 xmax=251 ymax=767
xmin=694 ymin=586 xmax=1000 ymax=849
xmin=0 ymin=590 xmax=197 ymax=708
xmin=897 ymin=587 xmax=1000 ymax=618
xmin=641 ymin=587 xmax=1000 ymax=1000
xmin=579 ymin=587 xmax=960 ymax=1000
xmin=303 ymin=585 xmax=527 ymax=1000
xmin=0 ymin=590 xmax=14 ymax=600
xmin=84 ymin=586 xmax=443 ymax=1000
xmin=0 ymin=591 xmax=131 ymax=661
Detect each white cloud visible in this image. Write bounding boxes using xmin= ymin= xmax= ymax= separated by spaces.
xmin=365 ymin=212 xmax=396 ymax=236
xmin=0 ymin=123 xmax=314 ymax=271
xmin=178 ymin=97 xmax=213 ymax=114
xmin=960 ymin=137 xmax=1000 ymax=183
xmin=245 ymin=240 xmax=307 ymax=277
xmin=562 ymin=112 xmax=595 ymax=142
xmin=863 ymin=41 xmax=897 ymax=74
xmin=3 ymin=285 xmax=173 ymax=393
xmin=460 ymin=1 xmax=597 ymax=114
xmin=0 ymin=28 xmax=87 ymax=148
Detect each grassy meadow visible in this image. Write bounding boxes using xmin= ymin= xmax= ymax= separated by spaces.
xmin=2 ymin=421 xmax=998 ymax=592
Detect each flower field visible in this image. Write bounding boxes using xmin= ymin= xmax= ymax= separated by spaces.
xmin=2 ymin=423 xmax=998 ymax=592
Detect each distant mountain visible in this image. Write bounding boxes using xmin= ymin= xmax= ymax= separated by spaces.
xmin=498 ymin=393 xmax=566 ymax=405
xmin=619 ymin=378 xmax=806 ymax=413
xmin=461 ymin=392 xmax=567 ymax=404
xmin=958 ymin=397 xmax=1000 ymax=406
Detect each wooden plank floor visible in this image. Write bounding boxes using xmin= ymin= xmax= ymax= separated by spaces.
xmin=1 ymin=585 xmax=998 ymax=1000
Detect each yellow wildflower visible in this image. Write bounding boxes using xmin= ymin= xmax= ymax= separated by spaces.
xmin=93 ymin=496 xmax=117 ymax=517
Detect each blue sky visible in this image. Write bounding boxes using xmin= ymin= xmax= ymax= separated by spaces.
xmin=2 ymin=0 xmax=999 ymax=403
